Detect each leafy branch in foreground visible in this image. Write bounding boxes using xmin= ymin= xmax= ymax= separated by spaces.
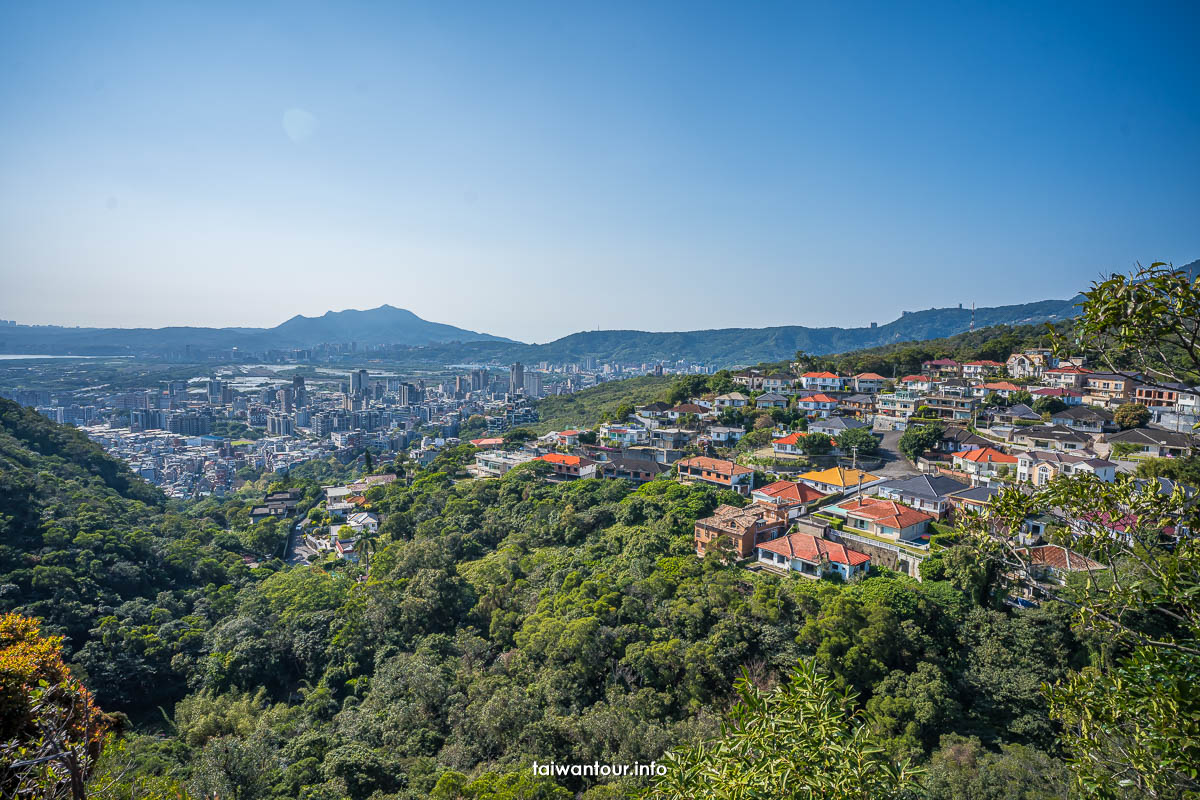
xmin=641 ymin=660 xmax=921 ymax=800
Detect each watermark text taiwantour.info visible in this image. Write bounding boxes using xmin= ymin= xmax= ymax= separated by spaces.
xmin=532 ymin=760 xmax=667 ymax=778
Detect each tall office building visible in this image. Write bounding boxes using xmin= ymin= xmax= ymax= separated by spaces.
xmin=509 ymin=362 xmax=525 ymax=396
xmin=471 ymin=369 xmax=487 ymax=391
xmin=523 ymin=371 xmax=543 ymax=398
xmin=292 ymin=375 xmax=307 ymax=407
xmin=277 ymin=388 xmax=294 ymax=413
xmin=350 ymin=369 xmax=369 ymax=397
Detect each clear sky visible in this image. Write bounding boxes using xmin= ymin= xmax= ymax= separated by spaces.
xmin=1 ymin=1 xmax=1197 ymax=343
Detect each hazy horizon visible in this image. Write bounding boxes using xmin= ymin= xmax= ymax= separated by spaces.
xmin=2 ymin=1 xmax=1198 ymax=342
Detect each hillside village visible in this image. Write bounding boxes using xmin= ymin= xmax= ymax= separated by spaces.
xmin=427 ymin=347 xmax=1197 ymax=593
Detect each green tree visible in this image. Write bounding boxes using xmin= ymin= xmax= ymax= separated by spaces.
xmin=1031 ymin=396 xmax=1067 ymax=415
xmin=897 ymin=423 xmax=943 ymax=462
xmin=1113 ymin=402 xmax=1150 ymax=430
xmin=836 ymin=427 xmax=879 ymax=457
xmin=642 ymin=660 xmax=920 ymax=799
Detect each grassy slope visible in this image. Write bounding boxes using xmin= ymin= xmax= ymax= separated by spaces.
xmin=533 ymin=375 xmax=674 ymax=433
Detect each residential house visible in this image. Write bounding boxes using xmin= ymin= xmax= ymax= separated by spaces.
xmin=948 ymin=485 xmax=1052 ymax=544
xmin=732 ymin=370 xmax=766 ymax=391
xmin=853 ymin=373 xmax=887 ymax=393
xmin=876 ymin=474 xmax=971 ymax=519
xmin=875 ymin=391 xmax=922 ymax=430
xmin=752 ymin=480 xmax=829 ymax=518
xmin=1010 ymin=545 xmax=1106 ymax=605
xmin=1009 ymin=424 xmax=1093 ymax=452
xmin=470 ymin=436 xmax=506 ymax=449
xmin=935 ymin=425 xmax=991 ymax=454
xmin=1103 ymin=427 xmax=1195 ymax=459
xmin=637 ymin=401 xmax=673 ymax=419
xmin=755 ymin=392 xmax=789 ymax=409
xmin=666 ymin=403 xmax=708 ymax=421
xmin=1051 ymin=405 xmax=1115 ymax=434
xmin=345 ymin=511 xmax=380 ymax=533
xmin=839 ymin=393 xmax=877 ymax=417
xmin=598 ymin=423 xmax=648 ymax=446
xmin=1017 ymin=451 xmax=1117 ymax=485
xmin=649 ymin=427 xmax=694 ymax=450
xmin=975 ymin=381 xmax=1022 ymax=399
xmin=1083 ymin=373 xmax=1137 ymax=407
xmin=772 ymin=431 xmax=807 ymax=456
xmin=922 ymin=358 xmax=961 ymax=377
xmin=833 ymin=496 xmax=934 ymax=542
xmin=707 ymin=426 xmax=746 ymax=445
xmin=537 ymin=453 xmax=598 ymax=480
xmin=676 ymin=456 xmax=754 ymax=496
xmin=713 ymin=392 xmax=750 ymax=410
xmin=694 ymin=502 xmax=788 ymax=558
xmin=952 ymin=447 xmax=1018 ymax=480
xmin=800 ymin=372 xmax=843 ymax=392
xmin=961 ymin=360 xmax=1004 ymax=378
xmin=756 ymin=531 xmax=871 ymax=581
xmin=1006 ymin=350 xmax=1050 ymax=379
xmin=1043 ymin=365 xmax=1092 ymax=389
xmin=795 ymin=393 xmax=839 ymax=418
xmin=900 ymin=375 xmax=934 ymax=392
xmin=473 ymin=449 xmax=536 ymax=477
xmin=762 ymin=374 xmax=799 ymax=394
xmin=923 ymin=392 xmax=978 ymax=423
xmin=1031 ymin=387 xmax=1083 ymax=406
xmin=798 ymin=466 xmax=884 ymax=495
xmin=554 ymin=430 xmax=583 ymax=447
xmin=987 ymin=403 xmax=1040 ymax=426
xmin=1134 ymin=382 xmax=1194 ymax=410
xmin=601 ymin=455 xmax=667 ymax=485
xmin=808 ymin=416 xmax=871 ymax=438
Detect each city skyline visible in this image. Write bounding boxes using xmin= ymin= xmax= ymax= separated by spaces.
xmin=2 ymin=0 xmax=1199 ymax=342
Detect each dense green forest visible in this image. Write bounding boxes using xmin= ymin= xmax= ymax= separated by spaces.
xmin=0 ymin=397 xmax=1112 ymax=798
xmin=532 ymin=375 xmax=675 ymax=433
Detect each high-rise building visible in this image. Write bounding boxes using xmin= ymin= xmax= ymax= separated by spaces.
xmin=509 ymin=362 xmax=525 ymax=396
xmin=523 ymin=371 xmax=543 ymax=398
xmin=277 ymin=388 xmax=294 ymax=413
xmin=350 ymin=369 xmax=369 ymax=397
xmin=471 ymin=369 xmax=487 ymax=391
xmin=292 ymin=375 xmax=307 ymax=407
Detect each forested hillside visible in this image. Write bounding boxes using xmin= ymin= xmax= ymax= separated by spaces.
xmin=0 ymin=426 xmax=1093 ymax=798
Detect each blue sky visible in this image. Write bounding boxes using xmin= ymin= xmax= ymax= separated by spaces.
xmin=1 ymin=0 xmax=1197 ymax=343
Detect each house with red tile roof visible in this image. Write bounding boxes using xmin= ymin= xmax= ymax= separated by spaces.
xmin=853 ymin=373 xmax=888 ymax=393
xmin=771 ymin=431 xmax=806 ymax=455
xmin=752 ymin=480 xmax=828 ymax=518
xmin=974 ymin=381 xmax=1022 ymax=398
xmin=536 ymin=452 xmax=597 ymax=480
xmin=676 ymin=456 xmax=754 ymax=496
xmin=795 ymin=393 xmax=839 ymax=418
xmin=756 ymin=530 xmax=871 ymax=581
xmin=470 ymin=437 xmax=505 ymax=449
xmin=800 ymin=371 xmax=843 ymax=392
xmin=900 ymin=375 xmax=934 ymax=392
xmin=833 ymin=496 xmax=934 ymax=542
xmin=952 ymin=446 xmax=1017 ymax=480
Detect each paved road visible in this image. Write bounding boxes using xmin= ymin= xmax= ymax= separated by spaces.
xmin=871 ymin=429 xmax=921 ymax=479
xmin=285 ymin=520 xmax=316 ymax=566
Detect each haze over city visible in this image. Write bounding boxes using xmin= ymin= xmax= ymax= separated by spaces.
xmin=1 ymin=0 xmax=1198 ymax=342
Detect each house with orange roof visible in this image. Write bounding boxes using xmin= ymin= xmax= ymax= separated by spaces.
xmin=470 ymin=437 xmax=505 ymax=449
xmin=800 ymin=371 xmax=843 ymax=392
xmin=798 ymin=465 xmax=884 ymax=495
xmin=536 ymin=452 xmax=598 ymax=480
xmin=756 ymin=530 xmax=871 ymax=581
xmin=795 ymin=393 xmax=839 ymax=418
xmin=952 ymin=446 xmax=1017 ymax=480
xmin=853 ymin=373 xmax=888 ymax=393
xmin=1043 ymin=365 xmax=1092 ymax=389
xmin=752 ymin=480 xmax=828 ymax=518
xmin=771 ymin=431 xmax=807 ymax=455
xmin=555 ymin=430 xmax=583 ymax=447
xmin=676 ymin=456 xmax=754 ymax=496
xmin=974 ymin=381 xmax=1022 ymax=399
xmin=833 ymin=496 xmax=934 ymax=542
